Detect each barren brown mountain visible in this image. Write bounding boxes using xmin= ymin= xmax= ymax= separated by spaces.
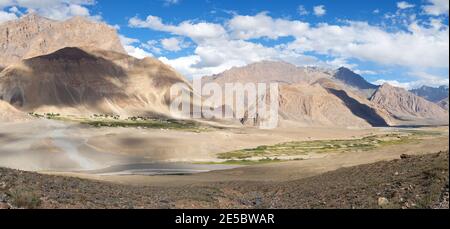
xmin=278 ymin=83 xmax=383 ymax=128
xmin=370 ymin=84 xmax=449 ymax=125
xmin=0 ymin=13 xmax=125 ymax=69
xmin=203 ymin=61 xmax=392 ymax=127
xmin=313 ymin=78 xmax=393 ymax=126
xmin=0 ymin=47 xmax=190 ymax=117
xmin=202 ymin=61 xmax=331 ymax=85
xmin=332 ymin=67 xmax=380 ymax=99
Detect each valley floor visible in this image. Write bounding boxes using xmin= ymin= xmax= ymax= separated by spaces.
xmin=0 ymin=118 xmax=396 ymax=171
xmin=46 ymin=132 xmax=449 ymax=187
xmin=1 ymin=118 xmax=448 ymax=172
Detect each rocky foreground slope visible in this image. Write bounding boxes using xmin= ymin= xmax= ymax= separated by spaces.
xmin=0 ymin=151 xmax=447 ymax=209
xmin=0 ymin=13 xmax=125 ymax=69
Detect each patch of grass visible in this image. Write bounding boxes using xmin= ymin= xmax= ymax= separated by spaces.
xmin=82 ymin=119 xmax=201 ymax=131
xmin=217 ymin=131 xmax=442 ymax=161
xmin=401 ymin=130 xmax=443 ymax=137
xmin=199 ymin=157 xmax=284 ymax=165
xmin=30 ymin=113 xmax=217 ymax=132
xmin=8 ymin=189 xmax=42 ymax=209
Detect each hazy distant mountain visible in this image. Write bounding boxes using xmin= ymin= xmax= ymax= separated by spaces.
xmin=0 ymin=47 xmax=190 ymax=117
xmin=370 ymin=84 xmax=448 ymax=125
xmin=438 ymin=97 xmax=449 ymax=111
xmin=410 ymin=85 xmax=449 ymax=103
xmin=332 ymin=67 xmax=379 ymax=99
xmin=0 ymin=13 xmax=125 ymax=69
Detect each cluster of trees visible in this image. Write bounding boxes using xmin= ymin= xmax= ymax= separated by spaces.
xmin=126 ymin=116 xmax=157 ymax=121
xmin=92 ymin=114 xmax=120 ymax=120
xmin=28 ymin=112 xmax=60 ymax=119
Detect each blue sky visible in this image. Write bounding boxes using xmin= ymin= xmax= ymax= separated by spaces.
xmin=0 ymin=0 xmax=449 ymax=88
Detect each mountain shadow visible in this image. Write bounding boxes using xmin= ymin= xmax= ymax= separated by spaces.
xmin=13 ymin=47 xmax=129 ymax=109
xmin=326 ymin=88 xmax=389 ymax=127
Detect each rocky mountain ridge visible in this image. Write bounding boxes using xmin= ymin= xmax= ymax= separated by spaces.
xmin=0 ymin=13 xmax=125 ymax=69
xmin=410 ymin=85 xmax=449 ymax=103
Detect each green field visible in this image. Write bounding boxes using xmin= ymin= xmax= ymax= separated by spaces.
xmin=29 ymin=113 xmax=215 ymax=132
xmin=217 ymin=131 xmax=443 ymax=161
xmin=198 ymin=157 xmax=285 ymax=165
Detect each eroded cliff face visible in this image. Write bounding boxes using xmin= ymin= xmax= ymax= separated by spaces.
xmin=0 ymin=13 xmax=125 ymax=68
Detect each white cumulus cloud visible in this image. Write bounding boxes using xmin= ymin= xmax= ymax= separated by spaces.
xmin=373 ymin=79 xmax=414 ymax=89
xmin=227 ymin=12 xmax=309 ymax=40
xmin=0 ymin=9 xmax=17 ymax=23
xmin=298 ymin=5 xmax=309 ymax=16
xmin=374 ymin=71 xmax=449 ymax=89
xmin=160 ymin=37 xmax=188 ymax=51
xmin=313 ymin=5 xmax=326 ymax=17
xmin=119 ymin=35 xmax=153 ymax=59
xmin=129 ymin=15 xmax=227 ymax=42
xmin=164 ymin=0 xmax=180 ymax=6
xmin=422 ymin=0 xmax=449 ymax=16
xmin=397 ymin=1 xmax=415 ymax=10
xmin=129 ymin=12 xmax=449 ymax=81
xmin=0 ymin=0 xmax=99 ymax=21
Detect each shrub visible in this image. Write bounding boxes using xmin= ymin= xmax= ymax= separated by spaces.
xmin=9 ymin=189 xmax=42 ymax=209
